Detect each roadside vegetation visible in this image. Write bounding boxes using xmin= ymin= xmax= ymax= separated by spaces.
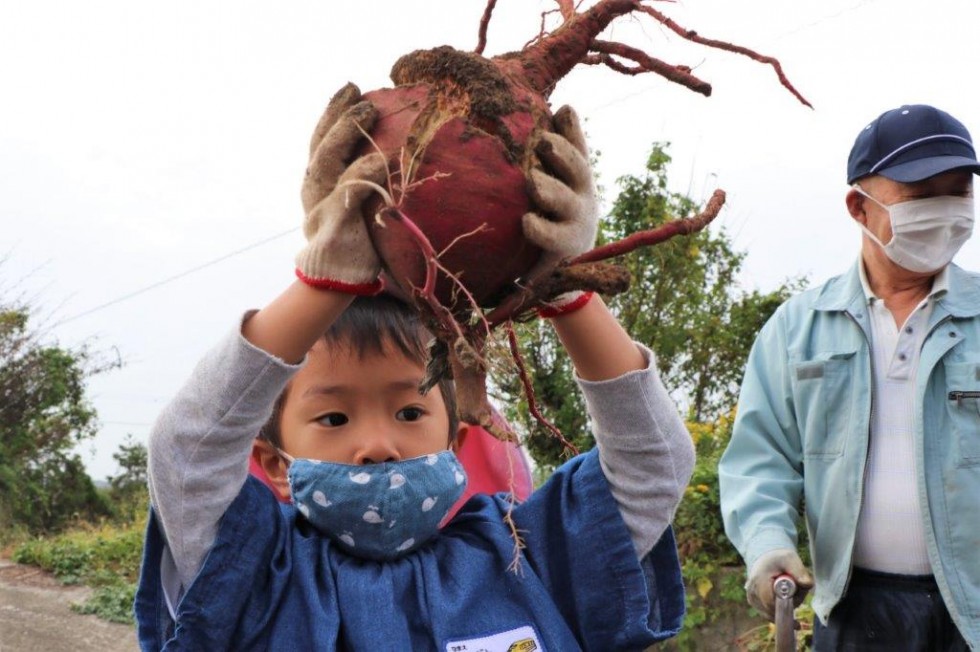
xmin=7 ymin=436 xmax=147 ymax=624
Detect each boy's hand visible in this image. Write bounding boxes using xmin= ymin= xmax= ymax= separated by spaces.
xmin=522 ymin=106 xmax=599 ymax=317
xmin=745 ymin=549 xmax=814 ymax=621
xmin=295 ymin=83 xmax=388 ymax=295
xmin=523 ymin=106 xmax=599 ymax=266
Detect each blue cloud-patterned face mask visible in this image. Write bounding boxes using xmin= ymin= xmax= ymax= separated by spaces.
xmin=281 ymin=450 xmax=467 ymax=561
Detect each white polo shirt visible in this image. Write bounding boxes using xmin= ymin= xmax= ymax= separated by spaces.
xmin=850 ymin=262 xmax=949 ymax=575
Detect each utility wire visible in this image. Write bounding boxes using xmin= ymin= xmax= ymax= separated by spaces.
xmin=55 ymin=226 xmax=299 ymax=326
xmin=771 ymin=0 xmax=882 ymax=40
xmin=101 ymin=420 xmax=155 ymax=427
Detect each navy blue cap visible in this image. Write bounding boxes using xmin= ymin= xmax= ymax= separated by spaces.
xmin=846 ymin=104 xmax=980 ymax=184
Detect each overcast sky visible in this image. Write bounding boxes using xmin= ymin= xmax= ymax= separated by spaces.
xmin=4 ymin=0 xmax=980 ymax=481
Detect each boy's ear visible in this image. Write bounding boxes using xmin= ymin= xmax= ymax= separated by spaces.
xmin=251 ymin=439 xmax=291 ymax=502
xmin=451 ymin=423 xmax=468 ymax=453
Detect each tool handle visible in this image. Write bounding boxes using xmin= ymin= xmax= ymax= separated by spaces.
xmin=773 ymin=574 xmax=797 ymax=652
xmin=773 ymin=573 xmax=797 ymax=599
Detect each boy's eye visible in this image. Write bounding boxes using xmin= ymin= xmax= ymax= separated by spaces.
xmin=396 ymin=407 xmax=425 ymax=422
xmin=317 ymin=412 xmax=349 ymax=427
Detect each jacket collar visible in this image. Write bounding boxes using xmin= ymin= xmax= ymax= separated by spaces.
xmin=813 ymin=260 xmax=867 ymax=314
xmin=813 ymin=260 xmax=980 ymax=318
xmin=938 ymin=263 xmax=980 ymax=318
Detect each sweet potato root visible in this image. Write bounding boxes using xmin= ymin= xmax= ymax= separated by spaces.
xmin=335 ymin=0 xmax=808 ymax=439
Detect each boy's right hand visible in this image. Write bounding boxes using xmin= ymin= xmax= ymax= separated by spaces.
xmin=295 ymin=83 xmax=389 ymax=295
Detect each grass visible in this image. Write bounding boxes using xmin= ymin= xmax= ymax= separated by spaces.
xmin=11 ymin=496 xmax=146 ymax=625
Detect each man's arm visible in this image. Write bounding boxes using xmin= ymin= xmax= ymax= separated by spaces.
xmin=718 ymin=309 xmax=805 ymax=569
xmin=549 ymin=294 xmax=695 ymax=558
xmin=717 ymin=308 xmax=815 ymax=618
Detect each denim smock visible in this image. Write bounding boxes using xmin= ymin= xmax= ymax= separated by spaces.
xmin=136 ymin=450 xmax=685 ymax=651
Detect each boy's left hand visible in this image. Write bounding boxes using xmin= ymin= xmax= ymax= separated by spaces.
xmin=522 ymin=106 xmax=599 ymax=273
xmin=522 ymin=106 xmax=599 ymax=316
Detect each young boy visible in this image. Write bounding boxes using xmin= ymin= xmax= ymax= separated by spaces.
xmin=135 ymin=86 xmax=695 ymax=651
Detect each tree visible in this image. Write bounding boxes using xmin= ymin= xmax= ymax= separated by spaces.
xmin=0 ymin=300 xmax=116 ymax=532
xmin=104 ymin=434 xmax=149 ymax=521
xmin=108 ymin=435 xmax=148 ymax=496
xmin=496 ymin=143 xmax=804 ymax=472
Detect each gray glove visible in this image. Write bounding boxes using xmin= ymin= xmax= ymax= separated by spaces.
xmin=523 ymin=105 xmax=599 ymax=268
xmin=745 ymin=548 xmax=814 ymax=621
xmin=522 ymin=106 xmax=599 ymax=316
xmin=295 ymin=83 xmax=389 ymax=295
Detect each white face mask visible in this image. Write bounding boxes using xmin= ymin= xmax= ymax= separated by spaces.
xmin=853 ymin=184 xmax=975 ymax=273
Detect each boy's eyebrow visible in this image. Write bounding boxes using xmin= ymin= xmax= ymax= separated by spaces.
xmin=301 ymin=379 xmax=424 ymax=398
xmin=301 ymin=384 xmax=346 ymax=398
xmin=386 ymin=379 xmax=425 ymax=393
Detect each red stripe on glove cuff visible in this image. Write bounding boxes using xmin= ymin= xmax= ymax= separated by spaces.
xmin=295 ymin=268 xmax=384 ymax=296
xmin=537 ymin=291 xmax=594 ymax=319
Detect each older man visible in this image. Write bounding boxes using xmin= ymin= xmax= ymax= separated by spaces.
xmin=720 ymin=104 xmax=980 ymax=651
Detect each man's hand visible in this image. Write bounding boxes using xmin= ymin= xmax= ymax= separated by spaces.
xmin=745 ymin=549 xmax=814 ymax=621
xmin=522 ymin=106 xmax=599 ymax=317
xmin=295 ymin=83 xmax=389 ymax=295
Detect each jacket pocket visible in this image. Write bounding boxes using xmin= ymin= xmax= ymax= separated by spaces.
xmin=791 ymin=351 xmax=858 ymax=459
xmin=945 ymin=362 xmax=980 ymax=468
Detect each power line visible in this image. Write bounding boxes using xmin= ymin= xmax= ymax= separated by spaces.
xmin=101 ymin=420 xmax=155 ymax=427
xmin=772 ymin=0 xmax=882 ymax=39
xmin=55 ymin=226 xmax=299 ymax=326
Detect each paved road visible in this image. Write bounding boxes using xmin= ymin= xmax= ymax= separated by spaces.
xmin=0 ymin=558 xmax=137 ymax=652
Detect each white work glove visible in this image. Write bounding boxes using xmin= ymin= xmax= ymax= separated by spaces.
xmin=522 ymin=106 xmax=599 ymax=318
xmin=745 ymin=549 xmax=814 ymax=621
xmin=295 ymin=83 xmax=389 ymax=295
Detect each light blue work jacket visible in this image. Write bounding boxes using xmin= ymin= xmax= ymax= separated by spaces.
xmin=719 ymin=262 xmax=980 ymax=647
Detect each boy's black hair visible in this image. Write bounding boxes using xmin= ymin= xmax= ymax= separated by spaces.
xmin=258 ymin=293 xmax=458 ymax=448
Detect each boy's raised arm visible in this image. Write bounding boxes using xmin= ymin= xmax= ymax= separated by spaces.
xmin=525 ymin=107 xmax=694 ymax=559
xmin=241 ymin=282 xmax=353 ymax=363
xmin=149 ymin=83 xmax=388 ymax=591
xmin=548 ymin=294 xmax=694 ymax=558
xmin=549 ymin=292 xmax=645 ymax=381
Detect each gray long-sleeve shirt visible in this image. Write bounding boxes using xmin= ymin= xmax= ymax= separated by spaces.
xmin=148 ymin=318 xmax=695 ymax=593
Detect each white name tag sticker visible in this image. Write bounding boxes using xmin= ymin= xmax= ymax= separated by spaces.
xmin=445 ymin=625 xmax=544 ymax=652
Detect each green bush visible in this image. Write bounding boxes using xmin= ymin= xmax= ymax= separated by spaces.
xmin=675 ymin=413 xmax=742 ymax=567
xmin=13 ymin=519 xmax=144 ymax=586
xmin=11 ymin=493 xmax=147 ymax=625
xmin=72 ymin=581 xmax=138 ymax=624
xmin=670 ymin=412 xmax=813 ymax=651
